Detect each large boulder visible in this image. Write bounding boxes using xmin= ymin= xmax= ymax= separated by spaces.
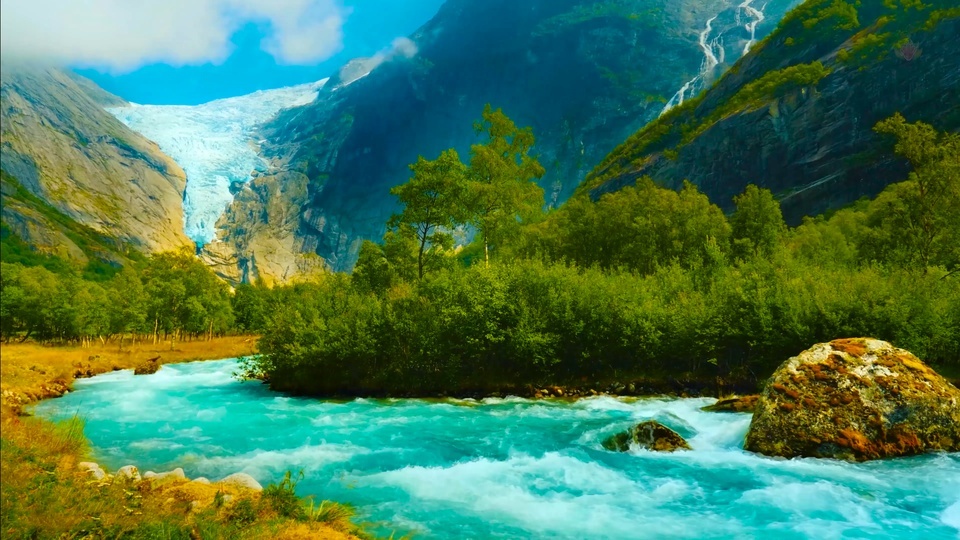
xmin=745 ymin=338 xmax=960 ymax=461
xmin=603 ymin=421 xmax=691 ymax=453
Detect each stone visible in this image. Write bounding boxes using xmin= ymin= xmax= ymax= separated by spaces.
xmin=143 ymin=468 xmax=187 ymax=486
xmin=745 ymin=338 xmax=960 ymax=461
xmin=702 ymin=395 xmax=760 ymax=413
xmin=191 ymin=477 xmax=211 ymax=485
xmin=218 ymin=472 xmax=263 ymax=492
xmin=78 ymin=461 xmax=106 ymax=480
xmin=603 ymin=421 xmax=692 ymax=452
xmin=116 ymin=465 xmax=141 ymax=482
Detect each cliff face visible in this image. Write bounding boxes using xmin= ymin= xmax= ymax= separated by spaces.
xmin=217 ymin=0 xmax=800 ymax=274
xmin=1 ymin=68 xmax=192 ymax=257
xmin=586 ymin=1 xmax=960 ymax=223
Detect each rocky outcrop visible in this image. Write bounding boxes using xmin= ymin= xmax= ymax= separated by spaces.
xmin=702 ymin=395 xmax=759 ymax=413
xmin=603 ymin=420 xmax=692 ymax=452
xmin=745 ymin=338 xmax=960 ymax=461
xmin=588 ymin=5 xmax=960 ymax=224
xmin=0 ymin=68 xmax=191 ymax=257
xmin=221 ymin=0 xmax=799 ymax=272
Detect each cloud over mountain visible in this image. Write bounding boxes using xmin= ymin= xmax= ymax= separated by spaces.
xmin=0 ymin=0 xmax=348 ymax=71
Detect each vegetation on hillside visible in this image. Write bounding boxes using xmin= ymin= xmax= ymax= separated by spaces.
xmin=577 ymin=0 xmax=959 ymax=195
xmin=238 ymin=108 xmax=959 ymax=397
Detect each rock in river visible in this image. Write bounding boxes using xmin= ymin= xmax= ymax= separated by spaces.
xmin=702 ymin=395 xmax=759 ymax=413
xmin=603 ymin=421 xmax=691 ymax=452
xmin=745 ymin=338 xmax=960 ymax=461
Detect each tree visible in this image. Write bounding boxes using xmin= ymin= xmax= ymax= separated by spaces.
xmin=866 ymin=114 xmax=960 ymax=270
xmin=730 ymin=185 xmax=786 ymax=259
xmin=109 ymin=266 xmax=146 ymax=348
xmin=467 ymin=105 xmax=546 ymax=264
xmin=390 ymin=149 xmax=468 ymax=279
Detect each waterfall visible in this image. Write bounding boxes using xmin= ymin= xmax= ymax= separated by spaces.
xmin=738 ymin=0 xmax=767 ymax=55
xmin=661 ymin=15 xmax=724 ymax=115
xmin=660 ymin=1 xmax=771 ymax=116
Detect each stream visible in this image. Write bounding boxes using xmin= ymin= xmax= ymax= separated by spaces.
xmin=33 ymin=359 xmax=960 ymax=539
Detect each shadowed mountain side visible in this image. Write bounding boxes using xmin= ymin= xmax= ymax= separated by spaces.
xmin=585 ymin=2 xmax=960 ymax=224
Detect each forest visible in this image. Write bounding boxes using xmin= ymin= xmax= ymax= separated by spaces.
xmin=239 ymin=109 xmax=960 ymax=396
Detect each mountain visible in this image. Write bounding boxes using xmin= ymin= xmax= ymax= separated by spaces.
xmin=1 ymin=68 xmax=192 ymax=263
xmin=214 ymin=0 xmax=801 ymax=276
xmin=582 ymin=0 xmax=960 ymax=223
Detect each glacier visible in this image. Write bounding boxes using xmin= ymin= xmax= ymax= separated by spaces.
xmin=108 ymin=80 xmax=327 ymax=245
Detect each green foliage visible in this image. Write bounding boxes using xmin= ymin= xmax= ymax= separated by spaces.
xmin=389 ymin=149 xmax=468 ymax=279
xmin=525 ymin=179 xmax=730 ymax=275
xmin=731 ymin=185 xmax=788 ymax=259
xmin=248 ymin=115 xmax=960 ymax=396
xmin=861 ymin=114 xmax=960 ymax=269
xmin=683 ymin=62 xmax=831 ymax=144
xmin=1 ymin=248 xmax=239 ymax=343
xmin=467 ymin=105 xmax=547 ymax=264
xmin=262 ymin=471 xmax=306 ymax=520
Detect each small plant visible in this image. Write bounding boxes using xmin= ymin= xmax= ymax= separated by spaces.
xmin=262 ymin=470 xmax=306 ymax=520
xmin=306 ymin=499 xmax=356 ymax=525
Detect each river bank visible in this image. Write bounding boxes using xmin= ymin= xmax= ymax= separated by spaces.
xmin=0 ymin=337 xmax=373 ymax=539
xmin=0 ymin=336 xmax=258 ymax=413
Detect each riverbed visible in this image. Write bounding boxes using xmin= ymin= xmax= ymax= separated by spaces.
xmin=34 ymin=359 xmax=960 ymax=539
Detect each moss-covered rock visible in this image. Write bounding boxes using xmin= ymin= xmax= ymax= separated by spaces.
xmin=603 ymin=420 xmax=691 ymax=452
xmin=745 ymin=338 xmax=960 ymax=461
xmin=702 ymin=395 xmax=759 ymax=413
xmin=133 ymin=357 xmax=161 ymax=375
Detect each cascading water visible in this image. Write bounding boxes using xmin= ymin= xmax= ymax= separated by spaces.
xmin=738 ymin=0 xmax=767 ymax=55
xmin=33 ymin=359 xmax=960 ymax=540
xmin=661 ymin=1 xmax=773 ymax=116
xmin=661 ymin=15 xmax=725 ymax=114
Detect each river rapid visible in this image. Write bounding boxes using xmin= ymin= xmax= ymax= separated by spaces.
xmin=34 ymin=359 xmax=960 ymax=539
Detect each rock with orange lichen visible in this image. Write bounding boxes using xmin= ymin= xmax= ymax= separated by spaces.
xmin=745 ymin=338 xmax=960 ymax=461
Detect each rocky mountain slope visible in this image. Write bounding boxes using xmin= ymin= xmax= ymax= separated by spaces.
xmin=1 ymin=68 xmax=191 ymax=262
xmin=216 ymin=0 xmax=801 ymax=275
xmin=583 ymin=0 xmax=960 ymax=223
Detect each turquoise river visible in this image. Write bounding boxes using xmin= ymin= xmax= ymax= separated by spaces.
xmin=34 ymin=359 xmax=960 ymax=539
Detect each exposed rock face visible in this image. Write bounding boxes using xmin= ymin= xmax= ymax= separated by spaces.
xmin=221 ymin=0 xmax=799 ymax=272
xmin=702 ymin=395 xmax=759 ymax=413
xmin=603 ymin=420 xmax=692 ymax=452
xmin=0 ymin=68 xmax=191 ymax=256
xmin=745 ymin=338 xmax=960 ymax=461
xmin=588 ymin=8 xmax=960 ymax=224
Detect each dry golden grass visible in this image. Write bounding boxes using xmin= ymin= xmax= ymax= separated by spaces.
xmin=0 ymin=336 xmax=258 ymax=410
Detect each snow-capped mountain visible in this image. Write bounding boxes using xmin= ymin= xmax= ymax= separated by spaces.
xmin=108 ymin=80 xmax=326 ymax=245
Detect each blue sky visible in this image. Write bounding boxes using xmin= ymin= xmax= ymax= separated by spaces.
xmin=2 ymin=0 xmax=444 ymax=106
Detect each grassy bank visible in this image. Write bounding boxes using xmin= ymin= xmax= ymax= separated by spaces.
xmin=0 ymin=336 xmax=377 ymax=540
xmin=1 ymin=336 xmax=258 ymax=412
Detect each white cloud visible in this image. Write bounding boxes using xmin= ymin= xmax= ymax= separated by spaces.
xmin=0 ymin=0 xmax=348 ymax=72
